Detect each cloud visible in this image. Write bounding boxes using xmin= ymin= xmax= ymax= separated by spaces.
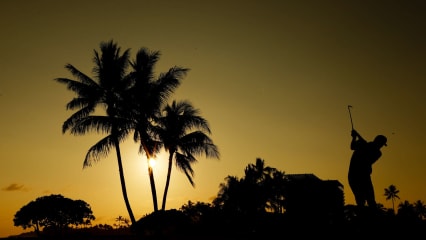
xmin=2 ymin=183 xmax=29 ymax=192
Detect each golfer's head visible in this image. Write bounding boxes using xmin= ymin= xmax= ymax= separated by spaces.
xmin=374 ymin=135 xmax=387 ymax=147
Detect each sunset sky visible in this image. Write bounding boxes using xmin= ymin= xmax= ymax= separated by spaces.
xmin=1 ymin=0 xmax=426 ymax=237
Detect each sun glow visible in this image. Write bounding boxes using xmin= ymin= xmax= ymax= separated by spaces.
xmin=148 ymin=158 xmax=157 ymax=168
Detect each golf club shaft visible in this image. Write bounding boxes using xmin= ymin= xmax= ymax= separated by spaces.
xmin=348 ymin=105 xmax=354 ymax=130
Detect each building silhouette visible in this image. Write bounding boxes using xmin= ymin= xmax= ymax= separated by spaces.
xmin=284 ymin=173 xmax=345 ymax=225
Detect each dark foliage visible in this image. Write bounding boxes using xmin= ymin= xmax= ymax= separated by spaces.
xmin=13 ymin=194 xmax=94 ymax=236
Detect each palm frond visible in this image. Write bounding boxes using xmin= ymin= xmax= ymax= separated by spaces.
xmin=63 ymin=64 xmax=98 ymax=87
xmin=62 ymin=106 xmax=95 ymax=133
xmin=68 ymin=116 xmax=114 ymax=135
xmin=155 ymin=67 xmax=188 ymax=104
xmin=175 ymin=152 xmax=195 ymax=186
xmin=83 ymin=135 xmax=116 ymax=167
xmin=179 ymin=131 xmax=220 ymax=159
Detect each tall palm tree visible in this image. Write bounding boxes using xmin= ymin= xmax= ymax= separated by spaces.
xmin=54 ymin=40 xmax=136 ymax=224
xmin=384 ymin=184 xmax=400 ymax=214
xmin=126 ymin=48 xmax=188 ymax=212
xmin=154 ymin=100 xmax=220 ymax=211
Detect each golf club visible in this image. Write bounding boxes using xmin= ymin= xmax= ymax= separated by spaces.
xmin=348 ymin=105 xmax=354 ymax=130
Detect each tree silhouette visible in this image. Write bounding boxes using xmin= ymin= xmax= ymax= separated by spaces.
xmin=126 ymin=48 xmax=188 ymax=212
xmin=413 ymin=200 xmax=426 ymax=220
xmin=114 ymin=216 xmax=130 ymax=229
xmin=213 ymin=158 xmax=286 ymax=216
xmin=13 ymin=194 xmax=94 ymax=236
xmin=213 ymin=175 xmax=243 ymax=213
xmin=55 ymin=40 xmax=136 ymax=224
xmin=265 ymin=169 xmax=288 ymax=214
xmin=154 ymin=100 xmax=220 ymax=210
xmin=397 ymin=200 xmax=417 ymax=221
xmin=243 ymin=158 xmax=274 ymax=214
xmin=384 ymin=184 xmax=400 ymax=214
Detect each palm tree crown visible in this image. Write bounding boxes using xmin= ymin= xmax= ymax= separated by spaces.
xmin=154 ymin=100 xmax=220 ymax=210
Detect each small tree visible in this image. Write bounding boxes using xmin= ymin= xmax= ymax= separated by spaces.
xmin=13 ymin=194 xmax=95 ymax=235
xmin=384 ymin=184 xmax=400 ymax=214
xmin=114 ymin=215 xmax=130 ymax=229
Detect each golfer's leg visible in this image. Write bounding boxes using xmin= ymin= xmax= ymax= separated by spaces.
xmin=365 ymin=177 xmax=376 ymax=207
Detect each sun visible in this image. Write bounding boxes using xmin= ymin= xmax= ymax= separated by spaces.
xmin=147 ymin=150 xmax=168 ymax=169
xmin=148 ymin=158 xmax=157 ymax=168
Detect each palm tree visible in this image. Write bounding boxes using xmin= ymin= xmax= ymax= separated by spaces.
xmin=154 ymin=100 xmax=220 ymax=211
xmin=54 ymin=40 xmax=136 ymax=224
xmin=126 ymin=48 xmax=189 ymax=212
xmin=114 ymin=216 xmax=129 ymax=228
xmin=214 ymin=159 xmax=275 ymax=215
xmin=243 ymin=158 xmax=274 ymax=213
xmin=244 ymin=158 xmax=273 ymax=184
xmin=384 ymin=184 xmax=400 ymax=214
xmin=213 ymin=175 xmax=243 ymax=213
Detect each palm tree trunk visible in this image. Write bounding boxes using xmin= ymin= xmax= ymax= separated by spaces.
xmin=392 ymin=198 xmax=395 ymax=214
xmin=114 ymin=139 xmax=136 ymax=224
xmin=161 ymin=153 xmax=174 ymax=210
xmin=148 ymin=165 xmax=159 ymax=211
xmin=140 ymin=139 xmax=159 ymax=212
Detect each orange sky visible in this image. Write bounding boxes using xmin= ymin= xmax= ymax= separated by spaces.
xmin=1 ymin=0 xmax=426 ymax=237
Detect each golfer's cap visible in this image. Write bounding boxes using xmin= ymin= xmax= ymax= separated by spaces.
xmin=375 ymin=135 xmax=387 ymax=146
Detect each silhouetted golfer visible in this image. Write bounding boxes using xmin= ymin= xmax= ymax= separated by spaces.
xmin=348 ymin=129 xmax=387 ymax=209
